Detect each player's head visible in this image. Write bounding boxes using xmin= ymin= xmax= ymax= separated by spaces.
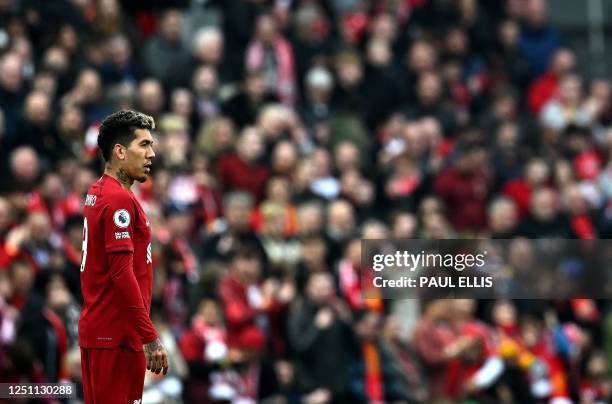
xmin=98 ymin=109 xmax=156 ymax=183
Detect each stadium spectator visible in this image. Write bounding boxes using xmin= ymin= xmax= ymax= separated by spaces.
xmin=143 ymin=9 xmax=191 ymax=90
xmin=348 ymin=309 xmax=411 ymax=402
xmin=288 ymin=271 xmax=352 ymax=402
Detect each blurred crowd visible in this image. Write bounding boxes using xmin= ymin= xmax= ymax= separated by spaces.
xmin=2 ymin=0 xmax=612 ymax=402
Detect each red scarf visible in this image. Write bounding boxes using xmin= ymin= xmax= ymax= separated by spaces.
xmin=571 ymin=214 xmax=596 ymax=239
xmin=174 ymin=238 xmax=199 ymax=281
xmin=63 ymin=239 xmax=81 ymax=267
xmin=246 ymin=36 xmax=296 ymax=106
xmin=43 ymin=307 xmax=68 ymax=380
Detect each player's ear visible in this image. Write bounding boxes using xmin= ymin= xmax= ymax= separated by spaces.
xmin=113 ymin=143 xmax=127 ymax=160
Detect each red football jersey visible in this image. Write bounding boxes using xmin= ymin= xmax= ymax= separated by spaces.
xmin=78 ymin=174 xmax=154 ymax=351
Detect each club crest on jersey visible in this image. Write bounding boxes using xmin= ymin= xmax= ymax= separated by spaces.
xmin=113 ymin=209 xmax=131 ymax=228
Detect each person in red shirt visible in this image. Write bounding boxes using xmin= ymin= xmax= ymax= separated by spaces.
xmin=502 ymin=157 xmax=551 ymax=219
xmin=412 ymin=299 xmax=458 ymax=401
xmin=434 ymin=143 xmax=492 ymax=233
xmin=78 ymin=110 xmax=168 ymax=403
xmin=450 ymin=299 xmax=504 ymax=400
xmin=215 ymin=127 xmax=270 ymax=201
xmin=527 ymin=48 xmax=575 ymax=115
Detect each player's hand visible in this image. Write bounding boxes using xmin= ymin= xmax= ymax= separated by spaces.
xmin=144 ymin=338 xmax=169 ymax=375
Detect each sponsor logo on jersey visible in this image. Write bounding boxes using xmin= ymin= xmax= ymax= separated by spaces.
xmin=113 ymin=209 xmax=131 ymax=228
xmin=115 ymin=231 xmax=130 ymax=239
xmin=133 ymin=400 xmax=141 ymax=404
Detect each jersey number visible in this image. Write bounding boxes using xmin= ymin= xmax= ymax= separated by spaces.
xmin=80 ymin=217 xmax=88 ymax=272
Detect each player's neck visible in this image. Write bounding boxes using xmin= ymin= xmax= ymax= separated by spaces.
xmin=105 ymin=165 xmax=134 ymax=191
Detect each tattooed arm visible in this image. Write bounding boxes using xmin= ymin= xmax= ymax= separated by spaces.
xmin=144 ymin=337 xmax=169 ymax=375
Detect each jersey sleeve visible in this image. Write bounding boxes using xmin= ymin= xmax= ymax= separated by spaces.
xmin=103 ymin=192 xmax=136 ymax=253
xmin=109 ymin=252 xmax=158 ymax=344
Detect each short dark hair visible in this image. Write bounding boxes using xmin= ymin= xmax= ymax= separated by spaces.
xmin=97 ymin=109 xmax=155 ymax=162
xmin=229 ymin=245 xmax=262 ymax=263
xmin=64 ymin=214 xmax=84 ymax=232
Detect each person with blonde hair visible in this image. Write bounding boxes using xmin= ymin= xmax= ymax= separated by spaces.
xmin=195 ymin=117 xmax=236 ymax=158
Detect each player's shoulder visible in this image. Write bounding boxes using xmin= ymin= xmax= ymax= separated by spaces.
xmin=104 ymin=188 xmax=135 ymax=209
xmin=97 ymin=175 xmax=127 ymax=196
xmin=97 ymin=176 xmax=135 ymax=210
xmin=100 ymin=191 xmax=136 ymax=232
